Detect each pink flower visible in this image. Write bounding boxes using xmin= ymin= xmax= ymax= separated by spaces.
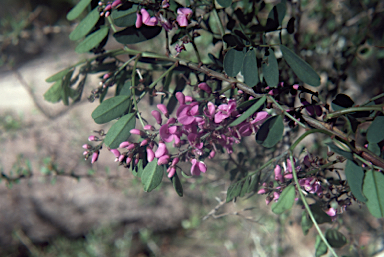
xmin=109 ymin=149 xmax=121 ymax=158
xmin=147 ymin=147 xmax=155 ymax=162
xmin=176 ymin=8 xmax=193 ymax=27
xmin=176 ymin=92 xmax=185 ymax=104
xmin=190 ymin=159 xmax=207 ymax=176
xmin=136 ymin=12 xmax=143 ymax=28
xmin=140 ymin=9 xmax=158 ymax=26
xmin=177 ymin=102 xmax=199 ymax=125
xmin=214 ymin=100 xmax=237 ymax=123
xmin=274 ymin=165 xmax=284 ymax=183
xmin=119 ymin=141 xmax=131 ymax=148
xmin=155 ymin=142 xmax=168 ymax=158
xmin=111 ymin=0 xmax=122 ymax=8
xmin=157 ymin=104 xmax=169 ymax=118
xmin=88 ymin=135 xmax=97 ymax=141
xmin=325 ymin=207 xmax=337 ymax=217
xmin=158 ymin=155 xmax=170 ymax=165
xmin=187 ymin=133 xmax=203 ymax=149
xmin=204 ymin=102 xmax=215 ymax=119
xmin=198 ymin=82 xmax=212 ymax=95
xmin=151 ymin=110 xmax=162 ymax=125
xmin=167 ymin=166 xmax=176 ymax=178
xmin=91 ymin=151 xmax=99 ymax=164
xmin=159 ymin=124 xmax=178 ymax=142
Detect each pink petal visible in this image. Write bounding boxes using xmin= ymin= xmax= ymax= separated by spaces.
xmin=157 ymin=104 xmax=169 ymax=117
xmin=145 ymin=16 xmax=158 ymax=26
xmin=176 ymin=92 xmax=185 ymax=104
xmin=136 ymin=13 xmax=142 ymax=28
xmin=155 ymin=142 xmax=168 ymax=158
xmin=176 ymin=15 xmax=188 ymax=27
xmin=140 ymin=9 xmax=150 ymax=24
xmin=151 ymin=110 xmax=162 ymax=125
xmin=158 ymin=155 xmax=170 ymax=165
xmin=147 ymin=147 xmax=155 ymax=162
xmin=167 ymin=167 xmax=176 ymax=178
xmin=177 ymin=7 xmax=193 ymax=16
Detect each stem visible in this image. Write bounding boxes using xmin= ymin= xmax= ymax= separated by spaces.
xmin=107 ymin=16 xmax=117 ymax=33
xmin=289 ymin=152 xmax=339 ymax=257
xmin=289 ymin=129 xmax=333 ymax=152
xmin=131 ymin=56 xmax=145 ymax=128
xmin=267 ymin=95 xmax=307 ymax=128
xmin=325 ymin=105 xmax=384 ymax=120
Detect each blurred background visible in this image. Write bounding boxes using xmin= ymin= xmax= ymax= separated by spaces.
xmin=1 ymin=0 xmax=384 ymax=256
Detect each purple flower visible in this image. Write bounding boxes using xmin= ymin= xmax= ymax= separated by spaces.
xmin=155 ymin=142 xmax=168 ymax=158
xmin=325 ymin=207 xmax=337 ymax=217
xmin=159 ymin=124 xmax=178 ymax=142
xmin=91 ymin=151 xmax=99 ymax=164
xmin=167 ymin=166 xmax=176 ymax=178
xmin=214 ymin=100 xmax=237 ymax=123
xmin=147 ymin=147 xmax=155 ymax=162
xmin=204 ymin=102 xmax=215 ymax=119
xmin=198 ymin=82 xmax=212 ymax=95
xmin=177 ymin=102 xmax=199 ymax=125
xmin=151 ymin=110 xmax=162 ymax=125
xmin=141 ymin=9 xmax=158 ymax=26
xmin=158 ymin=155 xmax=170 ymax=165
xmin=187 ymin=133 xmax=203 ymax=149
xmin=274 ymin=165 xmax=284 ymax=183
xmin=176 ymin=8 xmax=193 ymax=27
xmin=157 ymin=104 xmax=169 ymax=118
xmin=190 ymin=159 xmax=207 ymax=176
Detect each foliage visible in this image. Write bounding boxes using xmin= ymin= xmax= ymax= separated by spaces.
xmin=33 ymin=0 xmax=384 ymax=255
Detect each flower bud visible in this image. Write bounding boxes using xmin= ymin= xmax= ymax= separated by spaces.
xmin=147 ymin=147 xmax=155 ymax=162
xmin=157 ymin=104 xmax=169 ymax=118
xmin=144 ymin=125 xmax=155 ymax=131
xmin=167 ymin=167 xmax=176 ymax=178
xmin=151 ymin=110 xmax=162 ymax=125
xmin=88 ymin=135 xmax=97 ymax=141
xmin=140 ymin=139 xmax=150 ymax=147
xmin=172 ymin=157 xmax=179 ymax=166
xmin=175 ymin=92 xmax=185 ymax=105
xmin=119 ymin=141 xmax=131 ymax=148
xmin=82 ymin=144 xmax=91 ymax=149
xmin=158 ymin=155 xmax=170 ymax=165
xmin=198 ymin=82 xmax=212 ymax=95
xmin=130 ymin=129 xmax=145 ymax=136
xmin=109 ymin=149 xmax=121 ymax=158
xmin=91 ymin=151 xmax=99 ymax=164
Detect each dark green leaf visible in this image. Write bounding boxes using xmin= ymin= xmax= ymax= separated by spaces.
xmin=280 ymin=45 xmax=321 ymax=87
xmin=309 ymin=203 xmax=332 ymax=224
xmin=247 ymin=174 xmax=260 ymax=193
xmin=326 ymin=141 xmax=353 ymax=161
xmin=136 ymin=158 xmax=144 ymax=178
xmin=239 ymin=178 xmax=251 ymax=197
xmin=141 ymin=159 xmax=164 ymax=192
xmin=61 ymin=69 xmax=75 ymax=106
xmin=367 ymin=116 xmax=384 ymax=144
xmin=262 ymin=48 xmax=279 ymax=88
xmin=325 ymin=229 xmax=347 ymax=248
xmin=345 ymin=160 xmax=367 ymax=202
xmin=75 ymin=26 xmax=109 ymax=53
xmin=91 ymin=95 xmax=131 ymax=124
xmin=223 ymin=34 xmax=244 ymax=48
xmin=301 ymin=211 xmax=313 ymax=235
xmin=226 ymin=181 xmax=242 ymax=202
xmin=104 ymin=113 xmax=136 ymax=149
xmin=315 ymin=235 xmax=328 ymax=257
xmin=368 ymin=143 xmax=381 ymax=156
xmin=171 ymin=172 xmax=183 ymax=197
xmin=111 ymin=4 xmax=139 ymax=27
xmin=331 ymin=94 xmax=354 ymax=111
xmin=363 ymin=170 xmax=384 ymax=218
xmin=118 ymin=80 xmax=132 ymax=96
xmin=45 ymin=68 xmax=72 ymax=83
xmin=69 ymin=7 xmax=100 ymax=41
xmin=67 ymin=0 xmax=92 ymax=21
xmin=113 ymin=26 xmax=162 ymax=44
xmin=271 ymin=184 xmax=295 ymax=214
xmin=267 ymin=0 xmax=286 ymax=26
xmin=230 ymin=96 xmax=266 ymax=127
xmin=224 ymin=48 xmax=245 ymax=77
xmin=256 ymin=115 xmax=284 ymax=148
xmin=286 ymin=17 xmax=295 ymax=34
xmin=242 ymin=49 xmax=259 ymax=87
xmin=44 ymin=80 xmax=63 ymax=103
xmin=217 ymin=0 xmax=232 ymax=8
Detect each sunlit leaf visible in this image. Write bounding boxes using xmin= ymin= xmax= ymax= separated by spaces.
xmin=325 ymin=229 xmax=347 ymax=248
xmin=75 ymin=26 xmax=109 ymax=53
xmin=91 ymin=95 xmax=131 ymax=124
xmin=171 ymin=172 xmax=183 ymax=197
xmin=280 ymin=45 xmax=321 ymax=87
xmin=256 ymin=115 xmax=284 ymax=148
xmin=69 ymin=7 xmax=100 ymax=41
xmin=262 ymin=48 xmax=279 ymax=88
xmin=242 ymin=48 xmax=259 ymax=87
xmin=141 ymin=159 xmax=164 ymax=192
xmin=45 ymin=68 xmax=72 ymax=83
xmin=315 ymin=235 xmax=328 ymax=257
xmin=367 ymin=116 xmax=384 ymax=144
xmin=44 ymin=80 xmax=63 ymax=103
xmin=271 ymin=184 xmax=295 ymax=214
xmin=67 ymin=0 xmax=92 ymax=21
xmin=224 ymin=48 xmax=245 ymax=77
xmin=363 ymin=170 xmax=384 ymax=218
xmin=345 ymin=160 xmax=367 ymax=202
xmin=230 ymin=96 xmax=266 ymax=127
xmin=104 ymin=113 xmax=136 ymax=149
xmin=113 ymin=26 xmax=162 ymax=44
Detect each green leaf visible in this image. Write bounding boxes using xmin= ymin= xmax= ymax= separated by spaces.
xmin=111 ymin=4 xmax=139 ymax=27
xmin=171 ymin=172 xmax=183 ymax=197
xmin=92 ymin=95 xmax=131 ymax=124
xmin=267 ymin=0 xmax=286 ymax=26
xmin=224 ymin=48 xmax=245 ymax=77
xmin=271 ymin=184 xmax=295 ymax=214
xmin=367 ymin=116 xmax=384 ymax=144
xmin=226 ymin=180 xmax=243 ymax=202
xmin=141 ymin=159 xmax=164 ymax=192
xmin=69 ymin=7 xmax=100 ymax=41
xmin=118 ymin=80 xmax=132 ymax=96
xmin=75 ymin=26 xmax=109 ymax=53
xmin=113 ymin=26 xmax=162 ymax=44
xmin=216 ymin=0 xmax=232 ymax=8
xmin=315 ymin=235 xmax=328 ymax=257
xmin=368 ymin=143 xmax=381 ymax=156
xmin=45 ymin=68 xmax=72 ymax=83
xmin=256 ymin=115 xmax=284 ymax=148
xmin=301 ymin=211 xmax=313 ymax=235
xmin=309 ymin=203 xmax=332 ymax=224
xmin=242 ymin=48 xmax=259 ymax=87
xmin=345 ymin=160 xmax=367 ymax=202
xmin=363 ymin=170 xmax=384 ymax=218
xmin=325 ymin=229 xmax=347 ymax=248
xmin=239 ymin=177 xmax=251 ymax=197
xmin=229 ymin=96 xmax=266 ymax=127
xmin=280 ymin=45 xmax=321 ymax=87
xmin=61 ymin=69 xmax=75 ymax=106
xmin=247 ymin=174 xmax=260 ymax=193
xmin=104 ymin=113 xmax=136 ymax=149
xmin=66 ymin=0 xmax=92 ymax=21
xmin=262 ymin=49 xmax=279 ymax=88
xmin=44 ymin=80 xmax=63 ymax=103
xmin=325 ymin=142 xmax=353 ymax=161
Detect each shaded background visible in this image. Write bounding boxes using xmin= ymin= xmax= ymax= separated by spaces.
xmin=1 ymin=0 xmax=384 ymax=256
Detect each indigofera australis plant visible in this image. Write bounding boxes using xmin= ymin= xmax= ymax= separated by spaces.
xmin=40 ymin=0 xmax=384 ymax=255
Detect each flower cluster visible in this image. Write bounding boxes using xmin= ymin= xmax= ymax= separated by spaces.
xmin=86 ymin=87 xmax=269 ymax=178
xmin=98 ymin=0 xmax=122 ymax=17
xmin=135 ymin=7 xmax=193 ymax=29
